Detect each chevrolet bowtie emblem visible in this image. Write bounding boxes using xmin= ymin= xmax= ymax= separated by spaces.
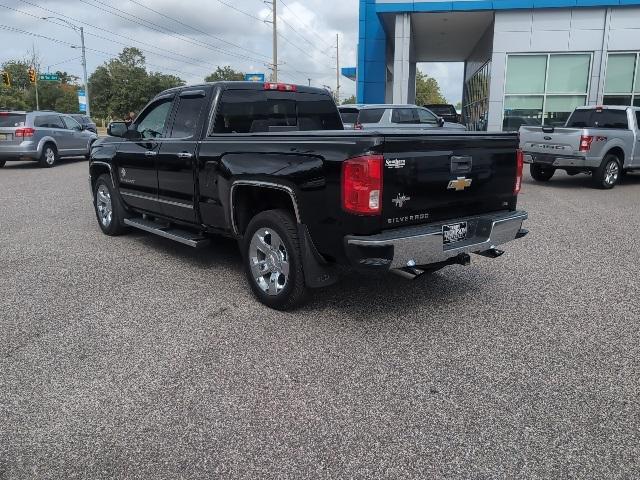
xmin=447 ymin=177 xmax=472 ymax=191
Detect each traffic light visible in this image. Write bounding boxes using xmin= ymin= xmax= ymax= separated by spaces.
xmin=1 ymin=71 xmax=10 ymax=87
xmin=28 ymin=68 xmax=36 ymax=84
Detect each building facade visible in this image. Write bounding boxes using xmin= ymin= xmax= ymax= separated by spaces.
xmin=355 ymin=0 xmax=640 ymax=131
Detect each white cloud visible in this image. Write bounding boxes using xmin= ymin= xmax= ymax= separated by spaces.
xmin=418 ymin=62 xmax=464 ymax=105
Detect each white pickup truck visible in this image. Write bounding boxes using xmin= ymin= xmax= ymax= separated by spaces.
xmin=519 ymin=105 xmax=640 ymax=189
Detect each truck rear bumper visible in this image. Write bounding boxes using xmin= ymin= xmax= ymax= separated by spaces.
xmin=344 ymin=210 xmax=528 ymax=270
xmin=523 ymin=153 xmax=600 ymax=169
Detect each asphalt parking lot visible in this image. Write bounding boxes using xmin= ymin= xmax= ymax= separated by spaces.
xmin=1 ymin=158 xmax=639 ymax=479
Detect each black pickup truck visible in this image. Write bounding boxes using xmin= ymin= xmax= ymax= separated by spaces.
xmin=90 ymin=81 xmax=528 ymax=310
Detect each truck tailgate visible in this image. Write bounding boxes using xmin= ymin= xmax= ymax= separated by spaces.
xmin=519 ymin=126 xmax=582 ymax=156
xmin=381 ymin=133 xmax=518 ymax=227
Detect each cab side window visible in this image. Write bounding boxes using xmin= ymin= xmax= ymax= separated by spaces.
xmin=391 ymin=108 xmax=418 ymax=124
xmin=170 ymin=95 xmax=206 ymax=138
xmin=136 ymin=98 xmax=174 ymax=139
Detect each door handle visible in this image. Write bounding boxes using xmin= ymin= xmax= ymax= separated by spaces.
xmin=145 ymin=151 xmax=157 ymax=157
xmin=176 ymin=152 xmax=193 ymax=159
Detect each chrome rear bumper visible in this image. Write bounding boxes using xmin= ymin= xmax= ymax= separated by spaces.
xmin=345 ymin=210 xmax=528 ymax=269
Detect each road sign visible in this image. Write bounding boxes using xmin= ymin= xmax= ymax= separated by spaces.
xmin=39 ymin=74 xmax=60 ymax=82
xmin=78 ymin=90 xmax=87 ymax=113
xmin=244 ymin=73 xmax=265 ymax=82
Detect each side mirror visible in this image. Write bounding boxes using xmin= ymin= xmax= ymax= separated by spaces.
xmin=107 ymin=121 xmax=128 ymax=138
xmin=438 ymin=117 xmax=445 ymax=127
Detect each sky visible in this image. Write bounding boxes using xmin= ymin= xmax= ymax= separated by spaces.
xmin=0 ymin=0 xmax=462 ymax=104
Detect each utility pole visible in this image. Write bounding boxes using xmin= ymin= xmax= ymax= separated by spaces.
xmin=32 ymin=43 xmax=39 ymax=111
xmin=272 ymin=0 xmax=278 ymax=82
xmin=335 ymin=34 xmax=340 ymax=104
xmin=80 ymin=26 xmax=91 ymax=117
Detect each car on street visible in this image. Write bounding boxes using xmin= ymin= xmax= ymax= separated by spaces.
xmin=0 ymin=110 xmax=98 ymax=168
xmin=424 ymin=103 xmax=461 ymax=124
xmin=90 ymin=81 xmax=527 ymax=310
xmin=519 ymin=105 xmax=640 ymax=189
xmin=69 ymin=114 xmax=98 ymax=134
xmin=338 ymin=104 xmax=467 ymax=131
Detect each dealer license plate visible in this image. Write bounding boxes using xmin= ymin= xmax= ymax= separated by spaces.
xmin=443 ymin=222 xmax=468 ymax=245
xmin=0 ymin=133 xmax=9 ymax=141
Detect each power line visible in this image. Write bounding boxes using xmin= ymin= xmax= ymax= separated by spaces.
xmin=125 ymin=0 xmax=270 ymax=61
xmin=2 ymin=3 xmax=215 ymax=75
xmin=279 ymin=0 xmax=333 ymax=50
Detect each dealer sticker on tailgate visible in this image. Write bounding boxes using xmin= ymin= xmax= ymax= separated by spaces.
xmin=443 ymin=222 xmax=468 ymax=245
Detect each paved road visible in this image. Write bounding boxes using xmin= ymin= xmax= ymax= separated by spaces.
xmin=1 ymin=158 xmax=639 ymax=479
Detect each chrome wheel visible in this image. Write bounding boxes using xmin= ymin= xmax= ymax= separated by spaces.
xmin=96 ymin=184 xmax=113 ymax=228
xmin=44 ymin=147 xmax=55 ymax=165
xmin=249 ymin=228 xmax=290 ymax=296
xmin=604 ymin=160 xmax=620 ymax=186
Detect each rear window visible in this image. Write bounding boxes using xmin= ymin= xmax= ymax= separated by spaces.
xmin=34 ymin=115 xmax=65 ymax=129
xmin=0 ymin=113 xmax=26 ymax=127
xmin=212 ymin=90 xmax=342 ymax=134
xmin=566 ymin=109 xmax=629 ymax=129
xmin=357 ymin=108 xmax=385 ymax=124
xmin=426 ymin=105 xmax=455 ymax=115
xmin=339 ymin=109 xmax=358 ymax=124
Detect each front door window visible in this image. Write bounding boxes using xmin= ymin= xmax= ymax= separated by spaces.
xmin=136 ymin=99 xmax=173 ymax=139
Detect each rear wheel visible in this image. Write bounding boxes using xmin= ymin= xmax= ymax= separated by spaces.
xmin=592 ymin=154 xmax=621 ymax=189
xmin=530 ymin=164 xmax=555 ymax=182
xmin=243 ymin=209 xmax=307 ymax=310
xmin=0 ymin=160 xmax=5 ymax=168
xmin=39 ymin=144 xmax=58 ymax=168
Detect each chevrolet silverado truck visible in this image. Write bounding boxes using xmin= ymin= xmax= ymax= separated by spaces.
xmin=520 ymin=105 xmax=640 ymax=189
xmin=90 ymin=81 xmax=528 ymax=310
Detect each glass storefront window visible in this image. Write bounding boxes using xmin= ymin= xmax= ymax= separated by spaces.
xmin=604 ymin=54 xmax=636 ymax=94
xmin=547 ymin=55 xmax=590 ymax=94
xmin=545 ymin=95 xmax=587 ymax=126
xmin=503 ymin=54 xmax=591 ymax=131
xmin=505 ymin=55 xmax=547 ymax=95
xmin=603 ymin=95 xmax=632 ymax=106
xmin=462 ymin=61 xmax=491 ymax=131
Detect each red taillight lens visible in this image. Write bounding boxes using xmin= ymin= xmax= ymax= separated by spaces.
xmin=579 ymin=135 xmax=594 ymax=152
xmin=15 ymin=127 xmax=35 ymax=138
xmin=342 ymin=154 xmax=383 ymax=215
xmin=514 ymin=149 xmax=524 ymax=194
xmin=264 ymin=82 xmax=297 ymax=92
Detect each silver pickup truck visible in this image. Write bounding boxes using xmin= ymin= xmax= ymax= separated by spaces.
xmin=519 ymin=105 xmax=640 ymax=189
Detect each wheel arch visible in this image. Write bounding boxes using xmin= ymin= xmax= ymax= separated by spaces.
xmin=89 ymin=161 xmax=114 ymax=193
xmin=37 ymin=136 xmax=57 ymax=155
xmin=230 ymin=181 xmax=301 ymax=236
xmin=604 ymin=146 xmax=625 ymax=165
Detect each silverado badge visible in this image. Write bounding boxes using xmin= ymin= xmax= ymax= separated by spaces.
xmin=385 ymin=158 xmax=406 ymax=169
xmin=447 ymin=177 xmax=472 ymax=192
xmin=392 ymin=193 xmax=411 ymax=208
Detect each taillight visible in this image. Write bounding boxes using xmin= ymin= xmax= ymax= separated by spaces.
xmin=264 ymin=82 xmax=297 ymax=92
xmin=342 ymin=154 xmax=383 ymax=215
xmin=15 ymin=127 xmax=35 ymax=138
xmin=579 ymin=135 xmax=594 ymax=152
xmin=514 ymin=149 xmax=524 ymax=194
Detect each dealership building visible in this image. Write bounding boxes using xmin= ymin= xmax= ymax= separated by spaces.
xmin=350 ymin=0 xmax=640 ymax=130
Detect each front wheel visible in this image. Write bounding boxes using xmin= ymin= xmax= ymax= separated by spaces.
xmin=530 ymin=164 xmax=555 ymax=182
xmin=592 ymin=154 xmax=621 ymax=189
xmin=94 ymin=174 xmax=127 ymax=235
xmin=243 ymin=209 xmax=308 ymax=310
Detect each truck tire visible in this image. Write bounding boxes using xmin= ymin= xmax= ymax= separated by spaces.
xmin=592 ymin=154 xmax=621 ymax=189
xmin=530 ymin=164 xmax=555 ymax=182
xmin=39 ymin=143 xmax=58 ymax=168
xmin=0 ymin=160 xmax=5 ymax=168
xmin=93 ymin=173 xmax=127 ymax=236
xmin=243 ymin=209 xmax=308 ymax=310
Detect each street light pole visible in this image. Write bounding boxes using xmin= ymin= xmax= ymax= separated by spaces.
xmin=79 ymin=26 xmax=90 ymax=117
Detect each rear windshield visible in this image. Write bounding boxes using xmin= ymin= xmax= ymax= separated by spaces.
xmin=426 ymin=105 xmax=455 ymax=115
xmin=339 ymin=109 xmax=358 ymax=124
xmin=0 ymin=113 xmax=26 ymax=127
xmin=358 ymin=108 xmax=385 ymax=124
xmin=566 ymin=109 xmax=629 ymax=129
xmin=212 ymin=90 xmax=343 ymax=134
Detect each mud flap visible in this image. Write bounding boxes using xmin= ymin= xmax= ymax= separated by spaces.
xmin=297 ymin=224 xmax=339 ymax=288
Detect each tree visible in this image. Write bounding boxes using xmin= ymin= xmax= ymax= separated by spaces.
xmin=342 ymin=95 xmax=356 ymax=105
xmin=88 ymin=47 xmax=184 ymax=119
xmin=415 ymin=70 xmax=447 ymax=106
xmin=205 ymin=66 xmax=244 ymax=82
xmin=2 ymin=60 xmax=31 ymax=91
